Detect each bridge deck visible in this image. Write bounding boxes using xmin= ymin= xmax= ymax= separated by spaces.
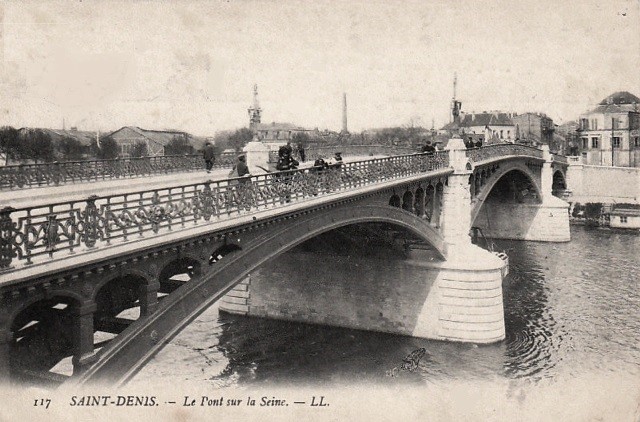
xmin=0 ymin=167 xmax=453 ymax=286
xmin=0 ymin=156 xmax=381 ymax=209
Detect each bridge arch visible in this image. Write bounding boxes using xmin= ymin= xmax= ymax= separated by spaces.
xmin=401 ymin=190 xmax=414 ymax=212
xmin=552 ymin=169 xmax=567 ymax=197
xmin=72 ymin=205 xmax=447 ymax=386
xmin=471 ymin=161 xmax=542 ymax=224
xmin=91 ymin=270 xmax=154 ymax=302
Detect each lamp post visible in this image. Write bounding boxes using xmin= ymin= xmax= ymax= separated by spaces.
xmin=611 ymin=117 xmax=615 ymax=167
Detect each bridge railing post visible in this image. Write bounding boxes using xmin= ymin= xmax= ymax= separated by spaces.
xmin=0 ymin=206 xmax=16 ymax=270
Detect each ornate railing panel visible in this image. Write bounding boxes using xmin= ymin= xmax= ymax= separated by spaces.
xmin=0 ymin=153 xmax=236 ymax=190
xmin=0 ymin=151 xmax=449 ymax=269
xmin=268 ymin=145 xmax=417 ymax=163
xmin=465 ymin=144 xmax=543 ymax=162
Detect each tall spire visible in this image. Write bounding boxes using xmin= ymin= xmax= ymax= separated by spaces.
xmin=451 ymin=73 xmax=462 ymax=124
xmin=342 ymin=92 xmax=348 ymax=133
xmin=453 ymin=72 xmax=457 ymax=99
xmin=248 ymin=84 xmax=262 ymax=130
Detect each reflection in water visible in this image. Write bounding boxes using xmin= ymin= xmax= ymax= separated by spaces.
xmin=501 ymin=240 xmax=560 ymax=380
xmin=134 ymin=226 xmax=640 ymax=389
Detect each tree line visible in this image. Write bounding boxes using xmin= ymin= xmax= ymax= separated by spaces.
xmin=0 ymin=124 xmax=434 ymax=166
xmin=0 ymin=126 xmax=200 ymax=165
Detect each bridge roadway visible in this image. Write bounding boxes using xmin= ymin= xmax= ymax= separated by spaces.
xmin=0 ymin=155 xmax=380 ymax=209
xmin=0 ymin=155 xmax=438 ymax=287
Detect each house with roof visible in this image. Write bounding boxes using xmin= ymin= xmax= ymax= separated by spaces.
xmin=107 ymin=126 xmax=207 ymax=157
xmin=254 ymin=122 xmax=311 ymax=142
xmin=440 ymin=111 xmax=516 ymax=145
xmin=609 ymin=204 xmax=640 ymax=229
xmin=511 ymin=113 xmax=555 ymax=145
xmin=577 ymin=91 xmax=640 ymax=167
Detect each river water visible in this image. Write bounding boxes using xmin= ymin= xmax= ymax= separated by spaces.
xmin=130 ymin=225 xmax=640 ymax=418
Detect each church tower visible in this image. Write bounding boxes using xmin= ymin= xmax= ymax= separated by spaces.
xmin=248 ymin=84 xmax=262 ymax=130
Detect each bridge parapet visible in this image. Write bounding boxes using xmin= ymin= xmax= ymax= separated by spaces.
xmin=0 ymin=153 xmax=237 ymax=190
xmin=0 ymin=152 xmax=449 ymax=271
xmin=465 ymin=144 xmax=544 ymax=163
xmin=552 ymin=153 xmax=568 ymax=165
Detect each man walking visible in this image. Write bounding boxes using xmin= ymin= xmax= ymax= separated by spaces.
xmin=203 ymin=142 xmax=216 ymax=173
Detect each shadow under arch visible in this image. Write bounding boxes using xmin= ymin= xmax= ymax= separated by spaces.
xmin=10 ymin=295 xmax=82 ymax=380
xmin=552 ymin=169 xmax=567 ymax=197
xmin=70 ymin=205 xmax=446 ymax=387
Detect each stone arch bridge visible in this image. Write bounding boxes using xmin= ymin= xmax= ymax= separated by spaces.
xmin=0 ymin=140 xmax=569 ymax=386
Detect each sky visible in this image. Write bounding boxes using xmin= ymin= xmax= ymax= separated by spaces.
xmin=0 ymin=0 xmax=639 ymax=136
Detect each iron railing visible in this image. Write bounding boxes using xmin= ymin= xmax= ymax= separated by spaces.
xmin=0 ymin=153 xmax=236 ymax=190
xmin=552 ymin=153 xmax=568 ymax=164
xmin=465 ymin=144 xmax=544 ymax=162
xmin=268 ymin=145 xmax=417 ymax=163
xmin=0 ymin=151 xmax=450 ymax=269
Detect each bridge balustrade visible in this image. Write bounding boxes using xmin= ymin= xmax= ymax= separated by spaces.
xmin=551 ymin=154 xmax=568 ymax=164
xmin=0 ymin=153 xmax=237 ymax=190
xmin=465 ymin=144 xmax=544 ymax=162
xmin=268 ymin=145 xmax=417 ymax=163
xmin=0 ymin=151 xmax=449 ymax=270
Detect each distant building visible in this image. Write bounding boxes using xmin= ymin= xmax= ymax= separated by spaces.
xmin=17 ymin=127 xmax=97 ymax=158
xmin=556 ymin=121 xmax=581 ymax=155
xmin=609 ymin=204 xmax=640 ymax=229
xmin=107 ymin=126 xmax=206 ymax=157
xmin=246 ymin=85 xmax=319 ymax=147
xmin=253 ymin=122 xmax=317 ymax=143
xmin=441 ymin=111 xmax=516 ymax=144
xmin=577 ymin=91 xmax=640 ymax=167
xmin=511 ymin=112 xmax=554 ymax=146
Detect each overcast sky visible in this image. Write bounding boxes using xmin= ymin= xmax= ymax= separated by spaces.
xmin=1 ymin=0 xmax=639 ymax=135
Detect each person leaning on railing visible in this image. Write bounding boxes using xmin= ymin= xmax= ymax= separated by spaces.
xmin=275 ymin=149 xmax=299 ymax=203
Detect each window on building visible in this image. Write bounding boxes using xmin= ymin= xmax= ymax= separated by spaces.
xmin=580 ymin=118 xmax=588 ymax=130
xmin=500 ymin=130 xmax=504 ymax=138
xmin=620 ymin=216 xmax=628 ymax=224
xmin=582 ymin=137 xmax=588 ymax=149
xmin=591 ymin=137 xmax=599 ymax=148
xmin=592 ymin=119 xmax=598 ymax=130
xmin=612 ymin=137 xmax=621 ymax=148
xmin=634 ymin=137 xmax=640 ymax=147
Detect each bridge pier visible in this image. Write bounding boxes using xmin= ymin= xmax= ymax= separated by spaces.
xmin=71 ymin=303 xmax=98 ymax=375
xmin=410 ymin=251 xmax=506 ymax=343
xmin=139 ymin=281 xmax=160 ymax=317
xmin=428 ymin=137 xmax=506 ymax=342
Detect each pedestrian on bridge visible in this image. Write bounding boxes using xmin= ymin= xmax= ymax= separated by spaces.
xmin=203 ymin=142 xmax=216 ymax=173
xmin=421 ymin=141 xmax=436 ymax=155
xmin=234 ymin=155 xmax=250 ymax=183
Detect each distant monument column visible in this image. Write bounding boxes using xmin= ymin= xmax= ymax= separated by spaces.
xmin=342 ymin=93 xmax=348 ymax=133
xmin=248 ymin=84 xmax=262 ymax=132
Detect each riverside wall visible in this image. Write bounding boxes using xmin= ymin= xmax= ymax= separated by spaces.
xmin=566 ymin=163 xmax=640 ymax=205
